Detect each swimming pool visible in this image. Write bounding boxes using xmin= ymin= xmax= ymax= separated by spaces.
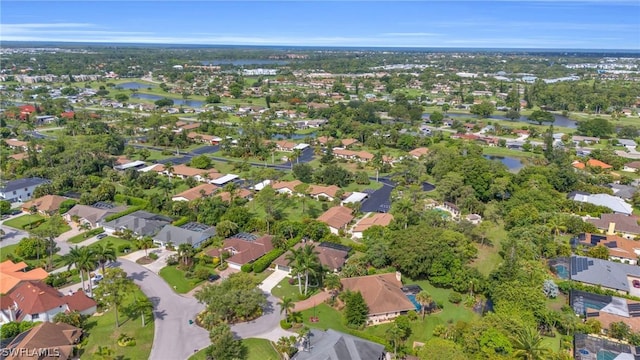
xmin=406 ymin=294 xmax=421 ymax=311
xmin=555 ymin=264 xmax=570 ymax=279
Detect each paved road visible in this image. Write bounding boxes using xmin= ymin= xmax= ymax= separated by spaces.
xmin=118 ymin=259 xmax=211 ymax=360
xmin=0 ymin=225 xmax=28 ymax=247
xmin=360 ymin=178 xmax=394 ymax=213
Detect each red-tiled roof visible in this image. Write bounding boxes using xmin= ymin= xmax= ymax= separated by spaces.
xmin=340 ymin=273 xmax=415 ymax=315
xmin=317 ymin=206 xmax=354 ymax=229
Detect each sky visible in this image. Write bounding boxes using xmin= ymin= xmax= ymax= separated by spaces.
xmin=1 ymin=1 xmax=639 ymax=50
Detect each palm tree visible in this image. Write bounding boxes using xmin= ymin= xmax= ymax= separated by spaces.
xmin=132 ymin=293 xmax=154 ymax=327
xmin=386 ymin=324 xmax=405 ymax=358
xmin=300 ymin=245 xmax=320 ymax=295
xmin=286 ymin=247 xmax=304 ymax=294
xmin=62 ymin=246 xmax=95 ymax=295
xmin=323 ymin=273 xmax=342 ymax=297
xmin=278 ymin=297 xmax=295 ymax=322
xmin=415 ymin=291 xmax=432 ymax=320
xmin=511 ymin=328 xmax=551 ymax=360
xmin=136 ymin=236 xmax=153 ymax=258
xmin=178 ymin=243 xmax=196 ymax=267
xmin=164 ymin=162 xmax=174 ymax=182
xmin=93 ymin=241 xmax=117 ymax=274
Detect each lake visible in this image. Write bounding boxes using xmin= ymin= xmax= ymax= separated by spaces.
xmin=423 ymin=112 xmax=577 ymax=128
xmin=483 ymin=155 xmax=525 ymax=171
xmin=117 ymin=82 xmax=155 ymax=90
xmin=130 ymin=93 xmax=204 ymax=108
xmin=201 ymin=59 xmax=289 ymax=66
xmin=271 ymin=132 xmax=317 ymax=140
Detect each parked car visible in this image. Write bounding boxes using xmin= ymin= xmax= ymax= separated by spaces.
xmin=96 ymin=233 xmax=107 ymax=239
xmin=208 ymin=274 xmax=220 ymax=282
xmin=91 ymin=274 xmax=103 ymax=284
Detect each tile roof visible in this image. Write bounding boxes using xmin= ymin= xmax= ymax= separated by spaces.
xmin=341 ymin=138 xmax=359 ymax=147
xmin=274 ymin=243 xmax=349 ymax=271
xmin=9 ymin=281 xmax=66 ymax=319
xmin=172 ymin=183 xmax=218 ymax=201
xmin=216 ymin=188 xmax=252 ymax=203
xmin=4 ymin=322 xmax=82 ymax=360
xmin=340 ymin=273 xmax=416 ymax=315
xmin=206 ymin=235 xmax=274 ymax=266
xmin=317 ymin=206 xmax=354 ymax=229
xmin=0 ymin=260 xmax=48 ymax=294
xmin=21 ymin=195 xmax=68 ymax=214
xmin=353 ymin=213 xmax=394 ymax=233
xmin=408 ymin=147 xmax=430 ymax=158
xmin=272 ymin=180 xmax=303 ymax=192
xmin=308 ymin=184 xmax=342 ymax=198
xmin=64 ymin=204 xmax=127 ymax=227
xmin=64 ymin=290 xmax=97 ymax=312
xmin=579 ymin=233 xmax=640 ymax=262
xmin=5 ymin=139 xmax=28 ymax=148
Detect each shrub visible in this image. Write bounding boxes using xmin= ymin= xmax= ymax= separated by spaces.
xmin=185 ymin=271 xmax=194 ymax=279
xmin=149 ymin=253 xmax=159 ymax=260
xmin=241 ymin=263 xmax=253 ymax=273
xmin=407 ymin=310 xmax=418 ymax=321
xmin=172 ymin=216 xmax=190 ymax=227
xmin=219 ymin=262 xmax=228 ymax=270
xmin=194 ymin=268 xmax=210 ymax=281
xmin=251 ymin=249 xmax=285 ymax=273
xmin=117 ymin=333 xmax=136 ymax=347
xmin=280 ymin=320 xmax=292 ymax=329
xmin=117 ymin=244 xmax=132 ymax=254
xmin=448 ymin=292 xmax=462 ymax=304
xmin=166 ymin=255 xmax=179 ymax=266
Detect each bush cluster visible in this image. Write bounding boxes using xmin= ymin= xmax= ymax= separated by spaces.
xmin=251 ymin=249 xmax=285 ymax=273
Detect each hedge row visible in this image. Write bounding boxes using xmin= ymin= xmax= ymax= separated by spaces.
xmin=252 ymin=248 xmax=285 ymax=273
xmin=172 ymin=216 xmax=190 ymax=227
xmin=241 ymin=263 xmax=253 ymax=273
xmin=114 ymin=194 xmax=149 ymax=207
xmin=104 ymin=206 xmax=142 ymax=223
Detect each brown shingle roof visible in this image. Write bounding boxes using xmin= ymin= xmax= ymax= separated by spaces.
xmin=4 ymin=322 xmax=82 ymax=360
xmin=317 ymin=206 xmax=354 ymax=230
xmin=9 ymin=281 xmax=66 ymax=320
xmin=588 ymin=214 xmax=640 ymax=235
xmin=172 ymin=183 xmax=218 ymax=201
xmin=206 ymin=235 xmax=274 ymax=266
xmin=308 ymin=184 xmax=342 ymax=199
xmin=271 ymin=180 xmax=303 ymax=192
xmin=340 ymin=273 xmax=415 ymax=315
xmin=216 ymin=188 xmax=252 ymax=203
xmin=64 ymin=290 xmax=97 ymax=312
xmin=21 ymin=195 xmax=68 ymax=214
xmin=341 ymin=138 xmax=359 ymax=147
xmin=353 ymin=213 xmax=394 ymax=233
xmin=274 ymin=243 xmax=348 ymax=271
xmin=0 ymin=260 xmax=48 ymax=294
xmin=408 ymin=147 xmax=429 ymax=158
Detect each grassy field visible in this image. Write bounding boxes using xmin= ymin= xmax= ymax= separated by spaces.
xmin=189 ymin=338 xmax=279 ymax=360
xmin=482 ymin=146 xmax=544 ymax=159
xmin=158 ymin=263 xmax=217 ymax=294
xmin=0 ymin=244 xmax=19 ymax=261
xmin=271 ymin=277 xmax=318 ymax=301
xmin=470 ymin=223 xmax=508 ymax=277
xmin=3 ymin=214 xmax=44 ymax=229
xmin=80 ymin=287 xmax=154 ymax=360
xmin=87 ymin=236 xmax=137 ymax=256
xmin=68 ymin=228 xmax=105 ymax=244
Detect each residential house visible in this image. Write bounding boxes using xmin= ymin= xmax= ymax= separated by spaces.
xmin=113 ymin=160 xmax=147 ymax=171
xmin=273 ymin=242 xmax=350 ymax=273
xmin=618 ymin=139 xmax=637 ymax=150
xmin=465 ymin=214 xmax=482 ymax=225
xmin=316 ymin=136 xmax=335 ymax=146
xmin=8 ymin=153 xmax=29 ymax=161
xmin=572 ymin=159 xmax=613 ymax=170
xmin=609 ymin=184 xmax=637 ymax=200
xmin=587 ymin=213 xmax=640 ymax=239
xmin=2 ymin=322 xmax=82 ymax=360
xmin=570 ymin=290 xmax=640 ymax=333
xmin=441 ymin=202 xmax=461 ymax=220
xmin=271 ymin=180 xmax=303 ymax=195
xmin=566 ymin=256 xmax=640 ymax=296
xmin=308 ymin=185 xmax=343 ymax=202
xmin=5 ymin=139 xmax=28 ymax=151
xmin=215 ymin=188 xmax=253 ymax=203
xmin=152 ymin=223 xmax=216 ymax=248
xmin=575 ymin=233 xmax=640 ymax=265
xmin=333 ymin=149 xmax=375 ymax=163
xmin=20 ymin=195 xmax=67 ymax=216
xmin=0 ymin=260 xmax=49 ymax=295
xmin=187 ymin=132 xmax=222 ymax=145
xmin=341 ymin=138 xmax=359 ymax=148
xmin=206 ymin=235 xmax=274 ymax=270
xmin=351 ymin=213 xmax=394 ymax=239
xmin=0 ymin=177 xmax=51 ymax=203
xmin=341 ymin=192 xmax=369 ymax=206
xmin=340 ymin=273 xmax=416 ymax=324
xmin=171 ymin=183 xmax=218 ymax=202
xmin=568 ymin=192 xmax=633 ymax=215
xmin=572 ymin=135 xmax=600 ymax=145
xmin=153 ymin=164 xmax=220 ymax=182
xmin=623 ymin=161 xmax=640 ymax=172
xmin=274 ymin=140 xmax=297 ymax=152
xmin=102 ymin=210 xmax=172 ymax=237
xmin=0 ymin=281 xmax=96 ymax=324
xmin=573 ymin=333 xmax=638 ymax=360
xmin=317 ymin=206 xmax=354 ymax=234
xmin=63 ymin=204 xmax=127 ymax=228
xmin=408 ymin=147 xmax=429 ymax=159
xmin=291 ymin=329 xmax=386 ymax=360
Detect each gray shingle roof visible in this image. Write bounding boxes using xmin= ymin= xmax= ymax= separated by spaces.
xmin=570 ymin=256 xmax=640 ymax=292
xmin=0 ymin=177 xmax=50 ymax=193
xmin=153 ymin=224 xmax=215 ymax=247
xmin=103 ymin=210 xmax=171 ymax=237
xmin=292 ymin=329 xmax=385 ymax=360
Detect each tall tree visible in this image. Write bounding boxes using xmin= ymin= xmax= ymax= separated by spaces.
xmin=62 ymin=246 xmax=95 ymax=296
xmin=94 ymin=268 xmax=134 ymax=328
xmin=511 ymin=328 xmax=551 ymax=360
xmin=93 ymin=241 xmax=117 ymax=274
xmin=136 ymin=236 xmax=153 ymax=257
xmin=278 ymin=297 xmax=295 ymax=322
xmin=206 ymin=323 xmax=247 ymax=360
xmin=415 ymin=291 xmax=432 ymax=320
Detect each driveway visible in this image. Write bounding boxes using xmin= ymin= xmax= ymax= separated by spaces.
xmin=117 ymin=259 xmax=211 ymax=360
xmin=230 ymin=293 xmax=295 ymax=342
xmin=360 ymin=181 xmax=394 ymax=213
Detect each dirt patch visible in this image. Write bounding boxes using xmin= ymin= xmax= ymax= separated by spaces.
xmin=136 ymin=256 xmax=155 ymax=265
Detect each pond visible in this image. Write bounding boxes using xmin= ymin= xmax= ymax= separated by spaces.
xmin=130 ymin=93 xmax=204 ymax=108
xmin=423 ymin=112 xmax=577 ymax=128
xmin=483 ymin=155 xmax=525 ymax=171
xmin=201 ymin=59 xmax=289 ymax=66
xmin=117 ymin=82 xmax=155 ymax=90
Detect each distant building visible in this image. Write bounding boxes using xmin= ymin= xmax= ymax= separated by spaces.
xmin=0 ymin=177 xmax=50 ymax=203
xmin=292 ymin=329 xmax=385 ymax=360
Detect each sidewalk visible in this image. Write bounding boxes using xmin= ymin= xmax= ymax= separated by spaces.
xmin=120 ymin=248 xmax=176 ymax=274
xmin=293 ymin=290 xmax=331 ymax=312
xmin=259 ymin=269 xmax=289 ymax=293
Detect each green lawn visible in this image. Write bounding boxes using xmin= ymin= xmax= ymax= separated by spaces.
xmin=300 ymin=279 xmax=480 ymax=346
xmin=189 ymin=338 xmax=279 ymax=360
xmin=0 ymin=242 xmax=66 ymax=270
xmin=68 ymin=228 xmax=105 ymax=244
xmin=158 ymin=263 xmax=218 ymax=294
xmin=0 ymin=244 xmax=19 ymax=261
xmin=470 ymin=223 xmax=507 ymax=277
xmin=80 ymin=287 xmax=154 ymax=360
xmin=271 ymin=277 xmax=317 ymax=301
xmin=3 ymin=214 xmax=44 ymax=229
xmin=87 ymin=236 xmax=137 ymax=256
xmin=482 ymin=146 xmax=543 ymax=159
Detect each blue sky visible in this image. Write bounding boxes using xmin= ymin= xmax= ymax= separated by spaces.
xmin=1 ymin=1 xmax=639 ymax=49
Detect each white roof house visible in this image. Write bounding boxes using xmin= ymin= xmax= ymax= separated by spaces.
xmin=341 ymin=192 xmax=369 ymax=205
xmin=114 ymin=160 xmax=147 ymax=171
xmin=570 ymin=193 xmax=633 ymax=215
xmin=252 ymin=180 xmax=271 ymax=191
xmin=293 ymin=143 xmax=310 ymax=150
xmin=210 ymin=174 xmax=239 ymax=185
